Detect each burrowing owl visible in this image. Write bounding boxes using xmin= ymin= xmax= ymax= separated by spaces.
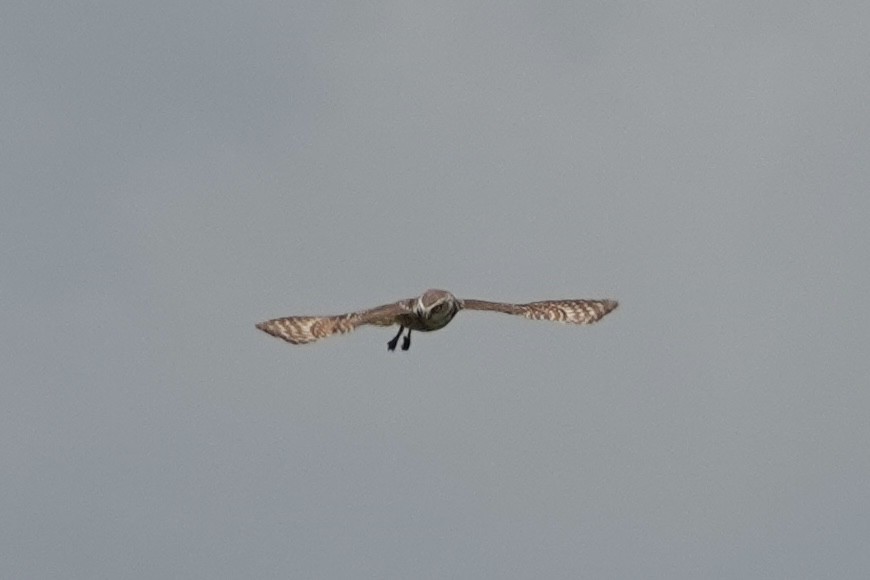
xmin=256 ymin=289 xmax=618 ymax=351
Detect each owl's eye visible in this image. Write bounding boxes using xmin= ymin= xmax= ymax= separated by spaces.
xmin=431 ymin=303 xmax=445 ymax=314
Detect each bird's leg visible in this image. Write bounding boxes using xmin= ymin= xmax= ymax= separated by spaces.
xmin=387 ymin=326 xmax=404 ymax=351
xmin=401 ymin=329 xmax=412 ymax=351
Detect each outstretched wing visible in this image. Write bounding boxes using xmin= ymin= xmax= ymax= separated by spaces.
xmin=255 ymin=300 xmax=415 ymax=345
xmin=461 ymin=298 xmax=618 ymax=324
xmin=255 ymin=314 xmax=358 ymax=344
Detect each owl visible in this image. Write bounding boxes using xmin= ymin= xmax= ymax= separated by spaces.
xmin=256 ymin=289 xmax=617 ymax=351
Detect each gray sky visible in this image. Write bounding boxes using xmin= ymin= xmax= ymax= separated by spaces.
xmin=3 ymin=1 xmax=870 ymax=578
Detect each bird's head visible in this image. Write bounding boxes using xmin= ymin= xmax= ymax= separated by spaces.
xmin=415 ymin=289 xmax=460 ymax=328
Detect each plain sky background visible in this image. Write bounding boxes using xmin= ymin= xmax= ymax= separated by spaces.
xmin=3 ymin=1 xmax=870 ymax=578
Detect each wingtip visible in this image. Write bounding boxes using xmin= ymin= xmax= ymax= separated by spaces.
xmin=598 ymin=299 xmax=619 ymax=319
xmin=256 ymin=320 xmax=279 ymax=337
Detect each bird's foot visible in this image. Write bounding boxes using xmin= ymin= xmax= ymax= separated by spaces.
xmin=387 ymin=326 xmax=404 ymax=351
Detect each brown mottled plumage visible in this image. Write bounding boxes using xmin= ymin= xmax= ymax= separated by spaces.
xmin=256 ymin=289 xmax=618 ymax=351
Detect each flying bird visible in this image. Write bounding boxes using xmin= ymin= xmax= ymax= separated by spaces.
xmin=256 ymin=289 xmax=618 ymax=351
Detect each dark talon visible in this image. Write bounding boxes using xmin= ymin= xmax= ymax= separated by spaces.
xmin=387 ymin=326 xmax=404 ymax=351
xmin=401 ymin=329 xmax=412 ymax=351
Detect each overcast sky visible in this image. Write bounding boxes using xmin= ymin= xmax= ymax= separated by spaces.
xmin=3 ymin=1 xmax=870 ymax=578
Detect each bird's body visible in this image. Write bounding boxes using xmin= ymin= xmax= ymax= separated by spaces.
xmin=256 ymin=289 xmax=617 ymax=351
